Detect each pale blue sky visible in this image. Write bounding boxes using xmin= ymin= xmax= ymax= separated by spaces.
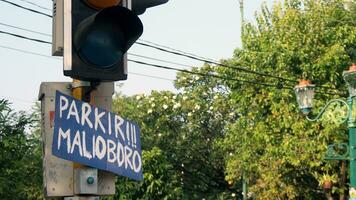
xmin=0 ymin=0 xmax=276 ymax=111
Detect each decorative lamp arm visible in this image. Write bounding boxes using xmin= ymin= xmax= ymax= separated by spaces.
xmin=306 ymin=99 xmax=350 ymax=124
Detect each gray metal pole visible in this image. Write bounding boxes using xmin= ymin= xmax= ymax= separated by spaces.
xmin=243 ymin=170 xmax=248 ymax=200
xmin=238 ymin=0 xmax=244 ymax=32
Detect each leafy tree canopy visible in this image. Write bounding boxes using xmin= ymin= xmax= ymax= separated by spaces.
xmin=0 ymin=100 xmax=42 ymax=200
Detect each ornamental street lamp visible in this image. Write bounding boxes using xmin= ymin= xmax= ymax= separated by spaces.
xmin=294 ymin=80 xmax=315 ymax=114
xmin=294 ymin=64 xmax=356 ymax=199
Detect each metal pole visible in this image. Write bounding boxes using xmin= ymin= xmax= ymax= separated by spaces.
xmin=242 ymin=170 xmax=248 ymax=200
xmin=238 ymin=0 xmax=244 ymax=32
xmin=70 ymin=79 xmax=98 ymax=199
xmin=348 ymin=96 xmax=356 ymax=200
xmin=348 ymin=97 xmax=356 ymax=187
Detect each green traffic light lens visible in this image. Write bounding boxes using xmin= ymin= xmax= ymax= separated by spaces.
xmin=78 ymin=29 xmax=124 ymax=68
xmin=74 ymin=6 xmax=143 ymax=69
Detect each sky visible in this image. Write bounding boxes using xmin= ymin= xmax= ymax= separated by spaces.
xmin=0 ymin=0 xmax=276 ymax=111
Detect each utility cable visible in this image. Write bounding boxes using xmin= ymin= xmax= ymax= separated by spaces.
xmin=128 ymin=59 xmax=293 ymax=90
xmin=0 ymin=30 xmax=51 ymax=44
xmin=0 ymin=26 xmax=345 ymax=95
xmin=0 ymin=45 xmax=59 ymax=59
xmin=0 ymin=20 xmax=345 ymax=94
xmin=130 ymin=72 xmax=174 ymax=81
xmin=130 ymin=59 xmax=343 ymax=96
xmin=17 ymin=0 xmax=51 ymax=11
xmin=0 ymin=22 xmax=51 ymax=37
xmin=0 ymin=2 xmax=344 ymax=94
xmin=135 ymin=41 xmax=347 ymax=95
xmin=0 ymin=43 xmax=341 ymax=96
xmin=135 ymin=41 xmax=298 ymax=84
xmin=0 ymin=29 xmax=195 ymax=71
xmin=0 ymin=0 xmax=52 ymax=17
xmin=0 ymin=44 xmax=174 ymax=82
xmin=137 ymin=38 xmax=218 ymax=63
xmin=128 ymin=52 xmax=194 ymax=69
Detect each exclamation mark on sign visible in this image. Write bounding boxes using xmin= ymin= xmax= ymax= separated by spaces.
xmin=133 ymin=125 xmax=137 ymax=148
xmin=130 ymin=124 xmax=135 ymax=148
xmin=126 ymin=122 xmax=131 ymax=145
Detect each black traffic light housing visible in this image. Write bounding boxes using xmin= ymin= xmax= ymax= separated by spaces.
xmin=63 ymin=0 xmax=143 ymax=81
xmin=132 ymin=0 xmax=169 ymax=15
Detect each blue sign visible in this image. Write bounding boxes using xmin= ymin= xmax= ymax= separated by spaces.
xmin=52 ymin=91 xmax=143 ymax=181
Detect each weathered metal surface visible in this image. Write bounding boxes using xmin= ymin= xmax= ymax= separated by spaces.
xmin=39 ymin=82 xmax=116 ymax=197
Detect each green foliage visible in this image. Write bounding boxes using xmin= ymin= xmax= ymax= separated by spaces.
xmin=0 ymin=1 xmax=353 ymax=199
xmin=112 ymin=65 xmax=238 ymax=199
xmin=105 ymin=147 xmax=182 ymax=200
xmin=0 ymin=100 xmax=43 ymax=200
xmin=111 ymin=2 xmax=355 ymax=199
xmin=220 ymin=0 xmax=355 ymax=199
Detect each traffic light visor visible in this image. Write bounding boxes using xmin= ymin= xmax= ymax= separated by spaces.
xmin=74 ymin=6 xmax=143 ymax=68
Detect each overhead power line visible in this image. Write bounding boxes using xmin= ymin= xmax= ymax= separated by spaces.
xmin=137 ymin=38 xmax=218 ymax=63
xmin=17 ymin=0 xmax=51 ymax=11
xmin=130 ymin=59 xmax=344 ymax=96
xmin=0 ymin=44 xmax=174 ymax=82
xmin=0 ymin=42 xmax=304 ymax=90
xmin=135 ymin=41 xmax=348 ymax=95
xmin=0 ymin=44 xmax=59 ymax=59
xmin=0 ymin=23 xmax=345 ymax=95
xmin=0 ymin=0 xmax=52 ymax=17
xmin=128 ymin=59 xmax=292 ymax=89
xmin=130 ymin=72 xmax=174 ymax=81
xmin=128 ymin=52 xmax=194 ymax=69
xmin=0 ymin=30 xmax=51 ymax=44
xmin=0 ymin=41 xmax=342 ymax=96
xmin=135 ymin=41 xmax=298 ymax=84
xmin=0 ymin=22 xmax=51 ymax=37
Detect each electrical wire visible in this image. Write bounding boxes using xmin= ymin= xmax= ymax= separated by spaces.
xmin=0 ymin=22 xmax=51 ymax=37
xmin=128 ymin=59 xmax=293 ymax=90
xmin=129 ymin=72 xmax=174 ymax=81
xmin=0 ymin=30 xmax=51 ymax=44
xmin=0 ymin=19 xmax=344 ymax=94
xmin=17 ymin=0 xmax=51 ymax=11
xmin=135 ymin=41 xmax=298 ymax=83
xmin=0 ymin=24 xmax=345 ymax=95
xmin=135 ymin=41 xmax=347 ymax=96
xmin=137 ymin=38 xmax=218 ymax=63
xmin=0 ymin=0 xmax=346 ymax=94
xmin=128 ymin=52 xmax=194 ymax=69
xmin=0 ymin=42 xmax=342 ymax=97
xmin=0 ymin=44 xmax=59 ymax=59
xmin=0 ymin=42 xmax=297 ymax=89
xmin=0 ymin=44 xmax=174 ymax=82
xmin=0 ymin=0 xmax=52 ymax=17
xmin=130 ymin=59 xmax=344 ymax=96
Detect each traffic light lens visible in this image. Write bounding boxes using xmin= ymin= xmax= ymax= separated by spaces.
xmin=84 ymin=0 xmax=121 ymax=10
xmin=77 ymin=29 xmax=124 ymax=68
xmin=69 ymin=6 xmax=143 ymax=79
xmin=74 ymin=6 xmax=143 ymax=69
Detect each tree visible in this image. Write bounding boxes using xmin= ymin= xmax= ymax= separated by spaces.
xmin=220 ymin=0 xmax=356 ymax=199
xmin=112 ymin=65 xmax=238 ymax=199
xmin=0 ymin=100 xmax=43 ymax=200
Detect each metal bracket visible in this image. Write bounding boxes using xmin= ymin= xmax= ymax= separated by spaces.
xmin=324 ymin=143 xmax=349 ymax=160
xmin=71 ymin=81 xmax=91 ymax=88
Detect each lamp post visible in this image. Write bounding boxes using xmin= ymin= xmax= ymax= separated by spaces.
xmin=294 ymin=64 xmax=356 ymax=199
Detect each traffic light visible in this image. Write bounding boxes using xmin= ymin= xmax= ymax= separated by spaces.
xmin=63 ymin=0 xmax=143 ymax=81
xmin=132 ymin=0 xmax=169 ymax=15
